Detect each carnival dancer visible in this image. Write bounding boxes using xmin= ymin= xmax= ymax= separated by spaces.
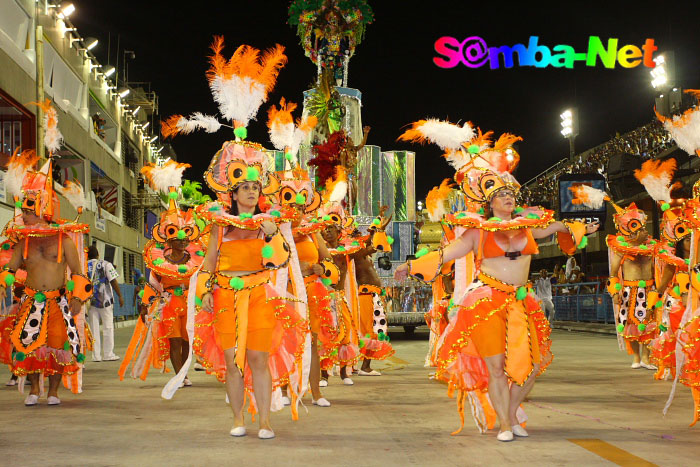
xmin=267 ymin=99 xmax=339 ymax=406
xmin=655 ymin=91 xmax=700 ymax=424
xmin=570 ymin=185 xmax=661 ymax=369
xmin=118 ymin=161 xmax=206 ymax=385
xmin=395 ymin=119 xmax=596 ymax=441
xmin=159 ymin=37 xmax=308 ymax=439
xmin=633 ymin=159 xmax=691 ymax=380
xmin=0 ymin=101 xmax=91 ymax=405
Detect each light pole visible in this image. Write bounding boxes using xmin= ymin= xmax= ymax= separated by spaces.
xmin=560 ymin=108 xmax=578 ymax=160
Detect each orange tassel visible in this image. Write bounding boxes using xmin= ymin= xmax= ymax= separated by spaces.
xmin=451 ymin=390 xmax=466 ymax=436
xmin=690 ymin=388 xmax=700 ymax=427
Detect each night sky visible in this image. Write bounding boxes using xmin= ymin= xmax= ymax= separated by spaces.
xmin=71 ymin=1 xmax=700 ymax=200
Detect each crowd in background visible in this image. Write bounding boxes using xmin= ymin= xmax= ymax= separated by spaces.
xmin=521 ymin=121 xmax=675 ymax=207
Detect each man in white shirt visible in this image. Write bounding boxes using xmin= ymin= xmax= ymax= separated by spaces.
xmin=87 ymin=245 xmax=124 ymax=361
xmin=535 ymin=269 xmax=555 ymax=321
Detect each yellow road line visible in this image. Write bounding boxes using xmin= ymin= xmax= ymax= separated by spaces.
xmin=568 ymin=439 xmax=658 ymax=467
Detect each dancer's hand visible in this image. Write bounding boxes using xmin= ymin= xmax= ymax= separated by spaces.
xmin=394 ymin=263 xmax=409 ymax=281
xmin=201 ymin=292 xmax=214 ymax=313
xmin=585 ymin=221 xmax=600 ymax=234
xmin=311 ymin=263 xmax=324 ymax=276
xmin=261 ymin=220 xmax=277 ymax=236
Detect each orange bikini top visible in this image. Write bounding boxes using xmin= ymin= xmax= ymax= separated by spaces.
xmin=296 ymin=236 xmax=319 ymax=264
xmin=482 ymin=230 xmax=538 ymax=259
xmin=218 ymin=237 xmax=264 ymax=271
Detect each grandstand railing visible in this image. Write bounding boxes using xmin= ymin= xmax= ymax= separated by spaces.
xmin=552 ymin=282 xmax=614 ymax=323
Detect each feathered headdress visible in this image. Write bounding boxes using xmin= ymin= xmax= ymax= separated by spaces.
xmin=267 ymin=98 xmax=317 ymax=167
xmin=656 ymin=89 xmax=700 ymax=156
xmin=317 ymin=166 xmax=353 ymax=228
xmin=30 ymin=99 xmax=63 ymax=155
xmin=399 ymin=119 xmax=521 ymax=203
xmin=426 ymin=178 xmax=453 ymax=222
xmin=141 ymin=160 xmax=200 ymax=243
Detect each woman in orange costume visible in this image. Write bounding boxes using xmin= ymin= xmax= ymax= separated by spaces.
xmin=159 ymin=38 xmax=306 ymax=439
xmin=119 ymin=161 xmax=205 ymax=385
xmin=396 ymin=120 xmax=597 ymax=441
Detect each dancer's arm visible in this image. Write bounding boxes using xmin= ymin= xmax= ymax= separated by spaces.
xmin=199 ymin=225 xmax=221 ymax=312
xmin=531 ymin=220 xmax=599 ymax=239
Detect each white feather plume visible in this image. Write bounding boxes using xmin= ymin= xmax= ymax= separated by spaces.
xmin=141 ymin=160 xmax=191 ymax=194
xmin=6 ymin=150 xmax=38 ymax=200
xmin=403 ymin=119 xmax=475 ymax=151
xmin=177 ymin=112 xmax=222 ymax=134
xmin=210 ymin=75 xmax=266 ymax=127
xmin=570 ymin=184 xmax=608 ymax=210
xmin=44 ymin=106 xmax=63 ymax=154
xmin=329 ymin=181 xmax=348 ymax=204
xmin=54 ymin=181 xmax=87 ymax=211
xmin=269 ymin=121 xmax=295 ymax=153
xmin=662 ymin=111 xmax=700 ymax=155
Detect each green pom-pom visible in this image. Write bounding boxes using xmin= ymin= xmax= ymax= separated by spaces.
xmin=387 ymin=236 xmax=395 ymax=245
xmin=638 ymin=280 xmax=646 ymax=288
xmin=261 ymin=245 xmax=274 ymax=258
xmin=285 ymin=152 xmax=294 ymax=161
xmin=365 ymin=333 xmax=371 ymax=339
xmin=514 ymin=206 xmax=524 ymax=213
xmin=331 ymin=349 xmax=338 ymax=356
xmin=358 ymin=339 xmax=365 ymax=349
xmin=270 ymin=210 xmax=281 ymax=218
xmin=661 ymin=202 xmax=671 ymax=212
xmin=526 ymin=213 xmax=540 ymax=219
xmin=638 ymin=323 xmax=647 ymax=332
xmin=153 ymin=258 xmax=165 ymax=266
xmin=617 ymin=236 xmax=625 ymax=242
xmin=578 ymin=236 xmax=588 ymax=250
xmin=476 ymin=208 xmax=484 ymax=216
xmin=488 ymin=217 xmax=502 ymax=222
xmin=352 ymin=241 xmax=359 ymax=246
xmin=449 ymin=298 xmax=455 ymax=308
xmin=14 ymin=351 xmax=25 ymax=361
xmin=246 ymin=166 xmax=259 ymax=181
xmin=196 ymin=219 xmax=206 ymax=231
xmin=321 ymin=278 xmax=332 ymax=287
xmin=416 ymin=247 xmax=429 ymax=258
xmin=649 ymin=240 xmax=657 ymax=245
xmin=640 ymin=245 xmax=648 ymax=250
xmin=63 ymin=341 xmax=71 ymax=351
xmin=196 ymin=250 xmax=205 ymax=256
xmin=337 ymin=246 xmax=346 ymax=252
xmin=14 ymin=200 xmax=22 ymax=208
xmin=457 ymin=212 xmax=468 ymax=218
xmin=168 ymin=191 xmax=179 ymax=200
xmin=386 ymin=335 xmax=391 ymax=343
xmin=178 ymin=265 xmax=188 ymax=274
xmin=673 ymin=285 xmax=681 ymax=296
xmin=655 ymin=301 xmax=663 ymax=308
xmin=77 ymin=353 xmax=86 ymax=363
xmin=468 ymin=144 xmax=480 ymax=154
xmin=138 ymin=290 xmax=145 ymax=298
xmin=66 ymin=280 xmax=75 ymax=291
xmin=515 ymin=286 xmax=527 ymax=301
xmin=685 ymin=259 xmax=690 ymax=265
xmin=620 ymin=241 xmax=629 ymax=247
xmin=239 ymin=212 xmax=252 ymax=219
xmin=174 ymin=286 xmax=184 ymax=296
xmin=659 ymin=324 xmax=668 ymax=332
xmin=660 ymin=249 xmax=668 ymax=254
xmin=295 ymin=193 xmax=306 ymax=205
xmin=156 ymin=243 xmax=164 ymax=249
xmin=195 ymin=296 xmax=203 ymax=306
xmin=614 ymin=283 xmax=622 ymax=291
xmin=1 ymin=243 xmax=9 ymax=250
xmin=617 ymin=323 xmax=625 ymax=333
xmin=322 ymin=215 xmax=331 ymax=221
xmin=310 ymin=218 xmax=319 ymax=223
xmin=35 ymin=292 xmax=46 ymax=303
xmin=372 ymin=218 xmax=381 ymax=226
xmin=51 ymin=223 xmax=60 ymax=228
xmin=177 ymin=229 xmax=187 ymax=240
xmin=381 ymin=289 xmax=387 ymax=296
xmin=229 ymin=277 xmax=245 ymax=290
xmin=208 ymin=205 xmax=220 ymax=212
xmin=234 ymin=126 xmax=247 ymax=139
xmin=4 ymin=273 xmax=15 ymax=287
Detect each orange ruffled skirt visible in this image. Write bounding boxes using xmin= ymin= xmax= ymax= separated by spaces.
xmin=305 ymin=276 xmax=341 ymax=363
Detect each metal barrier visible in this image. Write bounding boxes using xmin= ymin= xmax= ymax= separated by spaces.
xmin=551 ymin=282 xmax=614 ymax=323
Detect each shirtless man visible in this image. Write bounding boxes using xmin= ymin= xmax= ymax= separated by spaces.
xmin=0 ymin=208 xmax=86 ymax=405
xmin=608 ymin=224 xmax=657 ymax=369
xmin=352 ymin=237 xmax=384 ymax=375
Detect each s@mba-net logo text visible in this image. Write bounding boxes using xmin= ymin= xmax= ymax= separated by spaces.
xmin=434 ymin=36 xmax=659 ymax=70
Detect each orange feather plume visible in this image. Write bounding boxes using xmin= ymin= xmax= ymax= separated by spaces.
xmin=267 ymin=97 xmax=296 ymax=128
xmin=161 ymin=115 xmax=184 ymax=139
xmin=426 ymin=179 xmax=454 ymax=222
xmin=634 ymin=158 xmax=677 ymax=203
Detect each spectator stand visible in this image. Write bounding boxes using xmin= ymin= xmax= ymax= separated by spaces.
xmin=551 ymin=281 xmax=614 ymax=324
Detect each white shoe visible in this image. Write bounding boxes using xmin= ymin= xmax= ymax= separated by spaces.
xmin=258 ymin=428 xmax=275 ymax=439
xmin=631 ymin=362 xmax=642 ymax=369
xmin=47 ymin=396 xmax=61 ymax=406
xmin=358 ymin=369 xmax=382 ymax=376
xmin=6 ymin=378 xmax=17 ymax=386
xmin=342 ymin=377 xmax=354 ymax=386
xmin=230 ymin=426 xmax=246 ymax=437
xmin=24 ymin=394 xmax=39 ymax=406
xmin=312 ymin=397 xmax=331 ymax=407
xmin=103 ymin=355 xmax=120 ymax=361
xmin=497 ymin=430 xmax=514 ymax=442
xmin=319 ymin=379 xmax=328 ymax=387
xmin=512 ymin=425 xmax=528 ymax=437
xmin=641 ymin=362 xmax=658 ymax=370
xmin=92 ymin=358 xmax=102 ymax=362
xmin=281 ymin=396 xmax=291 ymax=406
xmin=183 ymin=377 xmax=193 ymax=387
